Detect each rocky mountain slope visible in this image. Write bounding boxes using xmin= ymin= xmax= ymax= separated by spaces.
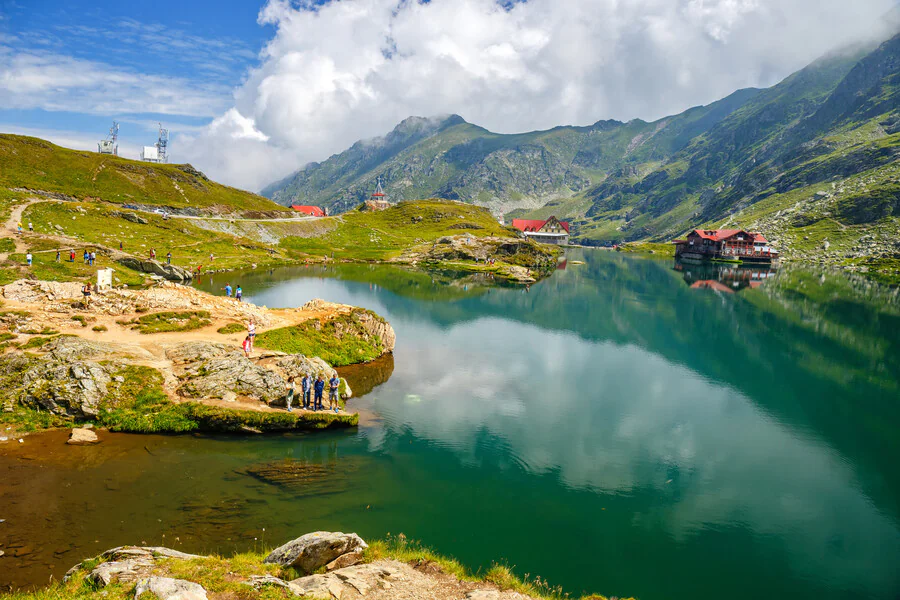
xmin=265 ymin=30 xmax=900 ymax=281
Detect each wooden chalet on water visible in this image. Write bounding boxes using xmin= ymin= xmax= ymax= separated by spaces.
xmin=511 ymin=216 xmax=570 ymax=245
xmin=673 ymin=229 xmax=779 ymax=264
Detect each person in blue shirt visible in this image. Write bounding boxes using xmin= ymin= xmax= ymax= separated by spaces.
xmin=301 ymin=373 xmax=312 ymax=410
xmin=313 ymin=374 xmax=325 ymax=411
xmin=223 ymin=283 xmax=232 ymax=297
xmin=329 ymin=372 xmax=341 ymax=412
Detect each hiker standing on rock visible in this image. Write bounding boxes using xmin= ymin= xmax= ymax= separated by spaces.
xmin=247 ymin=319 xmax=256 ymax=350
xmin=301 ymin=373 xmax=312 ymax=410
xmin=242 ymin=335 xmax=252 ymax=358
xmin=329 ymin=372 xmax=341 ymax=412
xmin=285 ymin=376 xmax=295 ymax=412
xmin=313 ymin=375 xmax=325 ymax=411
xmin=235 ymin=285 xmax=243 ymax=302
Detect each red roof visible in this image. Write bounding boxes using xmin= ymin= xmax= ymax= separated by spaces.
xmin=688 ymin=229 xmax=767 ymax=243
xmin=511 ymin=218 xmax=570 ymax=233
xmin=291 ymin=205 xmax=325 ymax=217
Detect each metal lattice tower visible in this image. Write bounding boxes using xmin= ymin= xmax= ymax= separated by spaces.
xmin=156 ymin=123 xmax=169 ymax=163
xmin=98 ymin=120 xmax=119 ymax=155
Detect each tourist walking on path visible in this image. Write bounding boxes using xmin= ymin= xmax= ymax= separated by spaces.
xmin=70 ymin=249 xmax=75 ymax=262
xmin=83 ymin=250 xmax=89 ymax=264
xmin=301 ymin=373 xmax=311 ymax=409
xmin=235 ymin=285 xmax=243 ymax=302
xmin=25 ymin=252 xmax=32 ymax=267
xmin=166 ymin=252 xmax=172 ymax=265
xmin=55 ymin=249 xmax=60 ymax=263
xmin=313 ymin=375 xmax=325 ymax=411
xmin=223 ymin=283 xmax=232 ymax=297
xmin=329 ymin=372 xmax=341 ymax=412
xmin=90 ymin=251 xmax=96 ymax=266
xmin=28 ymin=222 xmax=33 ymax=232
xmin=82 ymin=281 xmax=92 ymax=306
xmin=285 ymin=376 xmax=295 ymax=412
xmin=241 ymin=335 xmax=252 ymax=358
xmin=247 ymin=319 xmax=256 ymax=350
xmin=16 ymin=223 xmax=22 ymax=234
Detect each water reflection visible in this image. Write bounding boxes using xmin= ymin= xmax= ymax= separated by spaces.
xmin=674 ymin=260 xmax=777 ymax=293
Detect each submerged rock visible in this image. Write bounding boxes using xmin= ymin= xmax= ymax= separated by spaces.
xmin=67 ymin=427 xmax=99 ymax=445
xmin=264 ymin=531 xmax=368 ymax=574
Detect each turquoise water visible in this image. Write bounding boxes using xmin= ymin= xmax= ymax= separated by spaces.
xmin=2 ymin=250 xmax=899 ymax=599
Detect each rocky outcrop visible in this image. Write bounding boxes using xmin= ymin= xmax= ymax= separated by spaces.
xmin=398 ymin=235 xmax=556 ymax=281
xmin=117 ymin=257 xmax=193 ymax=282
xmin=263 ymin=531 xmax=368 ymax=574
xmin=111 ymin=211 xmax=148 ymax=225
xmin=301 ymin=300 xmax=396 ymax=354
xmin=2 ymin=280 xmax=83 ymax=303
xmin=66 ymin=546 xmax=206 ymax=586
xmin=134 ymin=577 xmax=208 ymax=600
xmin=21 ymin=358 xmax=112 ymax=418
xmin=167 ymin=342 xmax=285 ymax=403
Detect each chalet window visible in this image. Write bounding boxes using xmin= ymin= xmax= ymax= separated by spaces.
xmin=737 ymin=236 xmax=744 ymax=241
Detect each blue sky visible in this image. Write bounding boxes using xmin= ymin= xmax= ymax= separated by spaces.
xmin=1 ymin=0 xmax=895 ymax=192
xmin=0 ymin=0 xmax=273 ymax=159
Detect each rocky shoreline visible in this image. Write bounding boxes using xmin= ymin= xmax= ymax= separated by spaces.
xmin=0 ymin=279 xmax=395 ymax=438
xmin=13 ymin=530 xmax=622 ymax=600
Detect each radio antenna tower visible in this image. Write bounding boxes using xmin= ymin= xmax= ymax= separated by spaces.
xmin=156 ymin=123 xmax=169 ymax=164
xmin=98 ymin=121 xmax=119 ymax=155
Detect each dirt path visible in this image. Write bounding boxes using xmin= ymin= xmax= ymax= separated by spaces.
xmin=0 ymin=199 xmax=43 ymax=260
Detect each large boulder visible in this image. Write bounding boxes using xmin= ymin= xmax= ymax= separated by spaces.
xmin=67 ymin=427 xmax=99 ymax=445
xmin=167 ymin=342 xmax=285 ymax=403
xmin=2 ymin=279 xmax=83 ymax=303
xmin=21 ymin=359 xmax=112 ymax=418
xmin=134 ymin=577 xmax=208 ymax=600
xmin=264 ymin=532 xmax=368 ymax=574
xmin=117 ymin=257 xmax=193 ymax=282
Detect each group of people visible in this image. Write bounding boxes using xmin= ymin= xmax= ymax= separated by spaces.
xmin=222 ymin=282 xmax=244 ymax=302
xmin=285 ymin=372 xmax=342 ymax=413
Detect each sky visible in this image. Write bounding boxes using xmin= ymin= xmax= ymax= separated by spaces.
xmin=1 ymin=0 xmax=897 ymax=192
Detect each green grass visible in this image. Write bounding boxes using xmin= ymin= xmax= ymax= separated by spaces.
xmin=132 ymin=311 xmax=211 ymax=334
xmin=617 ymin=241 xmax=676 ymax=257
xmin=0 ymin=134 xmax=290 ymax=213
xmin=20 ymin=335 xmax=56 ymax=349
xmin=217 ymin=322 xmax=246 ymax=334
xmin=255 ymin=309 xmax=386 ymax=366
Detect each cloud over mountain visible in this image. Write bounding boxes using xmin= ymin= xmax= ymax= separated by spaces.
xmin=181 ymin=0 xmax=897 ymax=191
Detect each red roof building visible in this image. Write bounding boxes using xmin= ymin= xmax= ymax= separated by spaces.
xmin=673 ymin=228 xmax=778 ymax=264
xmin=510 ymin=216 xmax=570 ymax=245
xmin=291 ymin=205 xmax=325 ymax=217
xmin=511 ymin=218 xmax=570 ymax=233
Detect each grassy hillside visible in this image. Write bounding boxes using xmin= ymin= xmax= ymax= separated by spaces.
xmin=0 ymin=134 xmax=289 ymax=214
xmin=280 ymin=199 xmax=516 ymax=261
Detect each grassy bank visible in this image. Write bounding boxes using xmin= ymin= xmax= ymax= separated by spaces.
xmin=5 ymin=535 xmax=628 ymax=600
xmin=255 ymin=308 xmax=386 ymax=367
xmin=616 ymin=242 xmax=676 ymax=257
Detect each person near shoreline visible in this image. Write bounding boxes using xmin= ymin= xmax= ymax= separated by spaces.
xmin=247 ymin=319 xmax=256 ymax=350
xmin=301 ymin=373 xmax=312 ymax=409
xmin=329 ymin=371 xmax=340 ymax=412
xmin=26 ymin=252 xmax=32 ymax=267
xmin=285 ymin=376 xmax=295 ymax=412
xmin=235 ymin=285 xmax=243 ymax=302
xmin=313 ymin=375 xmax=325 ymax=411
xmin=82 ymin=281 xmax=92 ymax=306
xmin=241 ymin=335 xmax=252 ymax=358
xmin=223 ymin=283 xmax=232 ymax=297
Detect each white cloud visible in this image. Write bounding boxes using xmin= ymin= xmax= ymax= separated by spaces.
xmin=0 ymin=49 xmax=230 ymax=117
xmin=180 ymin=0 xmax=896 ymax=191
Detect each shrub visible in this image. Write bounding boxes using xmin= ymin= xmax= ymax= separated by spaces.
xmin=92 ymin=325 xmax=108 ymax=332
xmin=217 ymin=323 xmax=246 ymax=334
xmin=132 ymin=310 xmax=211 ymax=334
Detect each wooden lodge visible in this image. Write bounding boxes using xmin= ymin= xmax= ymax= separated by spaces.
xmin=511 ymin=216 xmax=570 ymax=245
xmin=673 ymin=229 xmax=779 ymax=264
